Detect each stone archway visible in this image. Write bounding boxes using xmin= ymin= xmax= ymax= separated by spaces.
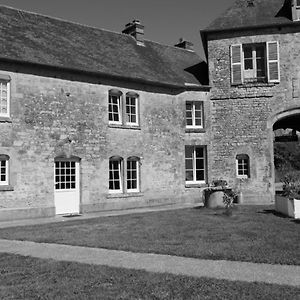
xmin=269 ymin=109 xmax=300 ymax=194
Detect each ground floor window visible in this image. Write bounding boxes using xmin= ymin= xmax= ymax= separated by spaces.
xmin=0 ymin=155 xmax=9 ymax=185
xmin=236 ymin=154 xmax=250 ymax=178
xmin=185 ymin=146 xmax=206 ymax=184
xmin=109 ymin=156 xmax=140 ymax=193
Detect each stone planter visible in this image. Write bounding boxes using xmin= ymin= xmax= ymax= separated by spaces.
xmin=204 ymin=187 xmax=232 ymax=208
xmin=275 ymin=196 xmax=300 ymax=219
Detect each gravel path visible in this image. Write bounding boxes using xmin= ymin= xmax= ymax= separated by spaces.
xmin=0 ymin=239 xmax=299 ymax=287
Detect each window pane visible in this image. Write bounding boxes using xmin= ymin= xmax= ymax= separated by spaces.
xmin=185 ymin=146 xmax=193 ymax=159
xmin=185 ymin=159 xmax=193 ymax=170
xmin=196 ymin=170 xmax=205 ymax=181
xmin=186 ymin=102 xmax=192 ymax=111
xmin=196 ymin=159 xmax=204 ymax=170
xmin=185 ymin=171 xmax=193 ymax=181
xmin=195 ymin=147 xmax=204 ymax=158
xmin=244 ymin=47 xmax=252 ymax=59
xmin=1 ymin=175 xmax=6 ymax=181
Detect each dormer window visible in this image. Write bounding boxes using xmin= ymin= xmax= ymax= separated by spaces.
xmin=292 ymin=0 xmax=300 ymax=21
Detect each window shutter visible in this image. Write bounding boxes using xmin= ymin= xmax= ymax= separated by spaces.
xmin=267 ymin=41 xmax=280 ymax=83
xmin=230 ymin=44 xmax=243 ymax=85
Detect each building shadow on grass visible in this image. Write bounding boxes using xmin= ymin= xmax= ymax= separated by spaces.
xmin=258 ymin=209 xmax=290 ymax=218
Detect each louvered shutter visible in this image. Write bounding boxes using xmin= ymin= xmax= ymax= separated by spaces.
xmin=230 ymin=44 xmax=243 ymax=85
xmin=267 ymin=41 xmax=280 ymax=83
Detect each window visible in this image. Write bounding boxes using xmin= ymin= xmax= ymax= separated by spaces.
xmin=231 ymin=41 xmax=280 ymax=85
xmin=55 ymin=161 xmax=76 ymax=190
xmin=292 ymin=0 xmax=300 ymax=20
xmin=108 ymin=90 xmax=140 ymax=127
xmin=297 ymin=0 xmax=300 ymax=20
xmin=109 ymin=156 xmax=140 ymax=194
xmin=185 ymin=146 xmax=206 ymax=184
xmin=125 ymin=92 xmax=139 ymax=126
xmin=0 ymin=155 xmax=9 ymax=186
xmin=108 ymin=90 xmax=122 ymax=124
xmin=236 ymin=154 xmax=250 ymax=178
xmin=109 ymin=157 xmax=123 ymax=193
xmin=127 ymin=157 xmax=140 ymax=192
xmin=186 ymin=101 xmax=204 ymax=128
xmin=0 ymin=80 xmax=10 ymax=117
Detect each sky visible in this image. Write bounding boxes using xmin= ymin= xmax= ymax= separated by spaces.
xmin=0 ymin=0 xmax=235 ymax=57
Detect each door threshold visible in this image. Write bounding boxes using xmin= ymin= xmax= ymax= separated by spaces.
xmin=62 ymin=213 xmax=82 ymax=218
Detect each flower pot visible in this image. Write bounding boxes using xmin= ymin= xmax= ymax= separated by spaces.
xmin=205 ymin=191 xmax=224 ymax=208
xmin=275 ymin=196 xmax=300 ymax=219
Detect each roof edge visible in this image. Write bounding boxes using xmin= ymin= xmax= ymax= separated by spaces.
xmin=201 ymin=20 xmax=300 ymax=35
xmin=0 ymin=57 xmax=209 ymax=91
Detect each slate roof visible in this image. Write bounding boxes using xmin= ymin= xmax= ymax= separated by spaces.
xmin=205 ymin=0 xmax=295 ymax=32
xmin=0 ymin=6 xmax=206 ymax=88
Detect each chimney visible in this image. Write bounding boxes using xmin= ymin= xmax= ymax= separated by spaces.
xmin=291 ymin=0 xmax=300 ymax=21
xmin=122 ymin=20 xmax=145 ymax=46
xmin=174 ymin=38 xmax=194 ymax=51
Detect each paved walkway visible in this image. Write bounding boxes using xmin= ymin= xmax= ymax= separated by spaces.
xmin=0 ymin=239 xmax=299 ymax=287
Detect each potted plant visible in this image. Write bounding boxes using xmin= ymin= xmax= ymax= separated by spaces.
xmin=204 ymin=179 xmax=237 ymax=211
xmin=276 ymin=171 xmax=300 ymax=219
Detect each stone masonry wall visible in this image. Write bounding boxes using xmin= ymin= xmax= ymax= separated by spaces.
xmin=0 ymin=65 xmax=209 ymax=219
xmin=207 ymin=26 xmax=300 ymax=203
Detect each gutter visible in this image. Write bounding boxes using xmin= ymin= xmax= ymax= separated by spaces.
xmin=0 ymin=57 xmax=210 ymax=92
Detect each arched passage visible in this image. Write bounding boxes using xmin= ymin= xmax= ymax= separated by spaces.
xmin=271 ymin=110 xmax=300 ymax=192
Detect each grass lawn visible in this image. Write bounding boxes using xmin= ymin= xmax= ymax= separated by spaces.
xmin=1 ymin=253 xmax=299 ymax=299
xmin=0 ymin=205 xmax=299 ymax=265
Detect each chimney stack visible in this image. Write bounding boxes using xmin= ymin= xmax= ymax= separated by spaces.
xmin=174 ymin=38 xmax=194 ymax=51
xmin=122 ymin=20 xmax=145 ymax=46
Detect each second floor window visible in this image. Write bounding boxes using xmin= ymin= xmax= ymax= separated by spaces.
xmin=231 ymin=41 xmax=280 ymax=85
xmin=186 ymin=101 xmax=203 ymax=128
xmin=0 ymin=80 xmax=10 ymax=117
xmin=108 ymin=90 xmax=122 ymax=124
xmin=125 ymin=92 xmax=139 ymax=126
xmin=108 ymin=90 xmax=139 ymax=127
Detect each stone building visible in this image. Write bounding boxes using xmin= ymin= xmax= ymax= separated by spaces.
xmin=0 ymin=6 xmax=209 ymax=220
xmin=201 ymin=0 xmax=300 ymax=203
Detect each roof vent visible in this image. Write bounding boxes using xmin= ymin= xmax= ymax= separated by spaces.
xmin=122 ymin=20 xmax=145 ymax=46
xmin=174 ymin=38 xmax=194 ymax=51
xmin=247 ymin=0 xmax=254 ymax=7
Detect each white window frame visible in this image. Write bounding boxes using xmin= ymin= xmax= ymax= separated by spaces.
xmin=236 ymin=156 xmax=250 ymax=179
xmin=108 ymin=93 xmax=122 ymax=125
xmin=186 ymin=101 xmax=204 ymax=129
xmin=0 ymin=80 xmax=10 ymax=118
xmin=295 ymin=0 xmax=300 ymax=20
xmin=109 ymin=157 xmax=123 ymax=193
xmin=125 ymin=94 xmax=139 ymax=126
xmin=185 ymin=146 xmax=206 ymax=184
xmin=0 ymin=158 xmax=9 ymax=186
xmin=126 ymin=158 xmax=140 ymax=193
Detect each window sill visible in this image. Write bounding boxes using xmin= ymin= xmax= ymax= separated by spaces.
xmin=108 ymin=124 xmax=141 ymax=130
xmin=232 ymin=82 xmax=277 ymax=88
xmin=0 ymin=116 xmax=12 ymax=123
xmin=0 ymin=185 xmax=14 ymax=191
xmin=185 ymin=128 xmax=206 ymax=133
xmin=107 ymin=192 xmax=143 ymax=199
xmin=185 ymin=183 xmax=208 ymax=189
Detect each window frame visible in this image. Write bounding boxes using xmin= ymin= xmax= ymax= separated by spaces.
xmin=0 ymin=155 xmax=9 ymax=186
xmin=230 ymin=41 xmax=280 ymax=85
xmin=236 ymin=154 xmax=250 ymax=179
xmin=185 ymin=146 xmax=207 ymax=184
xmin=108 ymin=90 xmax=122 ymax=125
xmin=125 ymin=92 xmax=139 ymax=126
xmin=109 ymin=157 xmax=123 ymax=194
xmin=126 ymin=157 xmax=140 ymax=193
xmin=186 ymin=101 xmax=204 ymax=129
xmin=0 ymin=80 xmax=10 ymax=118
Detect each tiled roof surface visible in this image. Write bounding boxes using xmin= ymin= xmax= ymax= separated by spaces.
xmin=205 ymin=0 xmax=294 ymax=32
xmin=0 ymin=6 xmax=205 ymax=87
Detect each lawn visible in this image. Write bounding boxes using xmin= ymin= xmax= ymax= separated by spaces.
xmin=1 ymin=253 xmax=299 ymax=299
xmin=0 ymin=205 xmax=299 ymax=265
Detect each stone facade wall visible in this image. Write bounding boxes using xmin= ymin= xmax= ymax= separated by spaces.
xmin=207 ymin=26 xmax=300 ymax=203
xmin=0 ymin=64 xmax=209 ymax=220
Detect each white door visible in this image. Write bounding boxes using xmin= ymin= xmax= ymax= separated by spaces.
xmin=54 ymin=159 xmax=80 ymax=215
